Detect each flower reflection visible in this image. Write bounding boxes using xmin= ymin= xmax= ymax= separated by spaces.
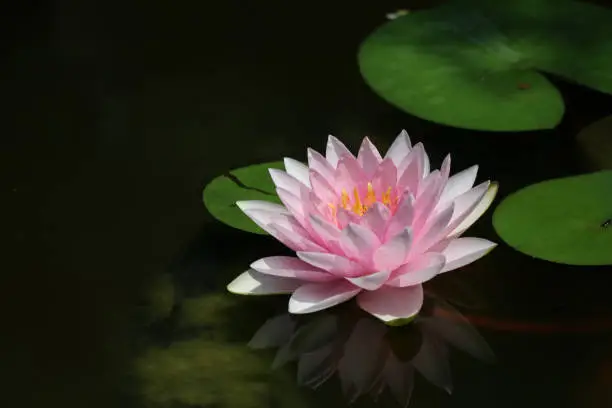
xmin=249 ymin=293 xmax=495 ymax=407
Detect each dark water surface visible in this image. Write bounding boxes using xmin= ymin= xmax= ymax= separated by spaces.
xmin=2 ymin=1 xmax=612 ymax=407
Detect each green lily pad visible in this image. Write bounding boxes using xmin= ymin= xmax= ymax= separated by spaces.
xmin=576 ymin=115 xmax=612 ymax=171
xmin=492 ymin=171 xmax=612 ymax=265
xmin=203 ymin=161 xmax=284 ymax=234
xmin=358 ymin=0 xmax=612 ymax=131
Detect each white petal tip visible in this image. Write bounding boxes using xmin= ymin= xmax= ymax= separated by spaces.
xmin=381 ymin=314 xmax=419 ymax=326
xmin=235 ymin=201 xmax=249 ymax=211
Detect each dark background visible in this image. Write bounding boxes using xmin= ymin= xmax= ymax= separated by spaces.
xmin=2 ymin=0 xmax=612 ymax=407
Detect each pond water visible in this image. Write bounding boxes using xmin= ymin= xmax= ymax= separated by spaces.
xmin=2 ymin=1 xmax=612 ymax=407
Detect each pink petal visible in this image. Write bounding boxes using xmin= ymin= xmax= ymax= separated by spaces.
xmin=439 ymin=154 xmax=451 ymax=185
xmin=397 ymin=144 xmax=424 ymax=195
xmin=336 ymin=207 xmax=359 ymax=229
xmin=346 ymin=270 xmax=391 ymax=290
xmin=448 ymin=182 xmax=498 ymax=237
xmin=269 ymin=168 xmax=305 ymax=197
xmin=359 ymin=202 xmax=391 ymax=241
xmin=297 ymin=251 xmax=366 ymax=277
xmin=413 ymin=171 xmax=445 ymax=233
xmin=237 ymin=203 xmax=292 ymax=235
xmin=386 ymin=253 xmax=445 ymax=287
xmin=385 ymin=194 xmax=415 ymax=241
xmin=237 ymin=200 xmax=290 ymax=216
xmin=385 ymin=129 xmax=412 ymax=166
xmin=334 ymin=156 xmax=368 ymax=194
xmin=439 ymin=165 xmax=478 ymax=206
xmin=227 ymin=269 xmax=302 ymax=295
xmin=289 ymin=280 xmax=362 ymax=314
xmin=443 ymin=181 xmax=489 ymax=234
xmin=308 ymin=214 xmax=341 ymax=243
xmin=326 ymin=135 xmax=354 ymax=169
xmin=339 ymin=223 xmax=381 ymax=264
xmin=373 ymin=227 xmax=412 ymax=271
xmin=357 ymin=284 xmax=424 ymax=323
xmin=310 ymin=170 xmax=338 ymax=204
xmin=251 ymin=256 xmax=337 ymax=282
xmin=440 ymin=238 xmax=497 ymax=273
xmin=265 ymin=217 xmax=326 ymax=252
xmin=305 ymin=190 xmax=329 ymax=219
xmin=284 ymin=158 xmax=311 ymax=187
xmin=411 ymin=202 xmax=454 ymax=255
xmin=308 ymin=214 xmax=344 ymax=254
xmin=371 ymin=158 xmax=398 ymax=198
xmin=422 ymin=148 xmax=431 ymax=176
xmin=307 ymin=148 xmax=336 ymax=185
xmin=357 ymin=137 xmax=383 ymax=178
xmin=276 ymin=188 xmax=306 ymax=224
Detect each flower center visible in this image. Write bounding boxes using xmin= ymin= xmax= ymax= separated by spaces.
xmin=328 ymin=182 xmax=398 ymax=220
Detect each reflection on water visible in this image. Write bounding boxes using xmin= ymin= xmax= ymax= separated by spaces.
xmin=249 ymin=293 xmax=494 ymax=407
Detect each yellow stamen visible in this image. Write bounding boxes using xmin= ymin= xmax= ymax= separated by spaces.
xmin=382 ymin=187 xmax=392 ymax=206
xmin=352 ymin=187 xmax=363 ymax=215
xmin=366 ymin=182 xmax=376 ymax=206
xmin=329 ymin=184 xmax=397 ymax=221
xmin=341 ymin=189 xmax=350 ymax=209
xmin=328 ymin=203 xmax=337 ymax=221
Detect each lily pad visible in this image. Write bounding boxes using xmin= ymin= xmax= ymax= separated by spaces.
xmin=576 ymin=115 xmax=612 ymax=171
xmin=358 ymin=0 xmax=612 ymax=131
xmin=492 ymin=171 xmax=612 ymax=265
xmin=203 ymin=161 xmax=284 ymax=234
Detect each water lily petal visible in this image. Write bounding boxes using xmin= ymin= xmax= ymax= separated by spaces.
xmin=413 ymin=171 xmax=445 ymax=233
xmin=422 ymin=148 xmax=431 ymax=176
xmin=440 ymin=238 xmax=497 ymax=273
xmin=444 ymin=181 xmax=489 ymax=233
xmin=310 ymin=170 xmax=338 ymax=204
xmin=297 ymin=251 xmax=366 ymax=277
xmin=397 ymin=144 xmax=424 ymax=194
xmin=289 ymin=280 xmax=362 ymax=314
xmin=269 ymin=168 xmax=304 ymax=197
xmin=238 ymin=205 xmax=294 ymax=236
xmin=346 ymin=270 xmax=391 ymax=290
xmin=267 ymin=219 xmax=327 ymax=252
xmin=359 ymin=202 xmax=391 ymax=241
xmin=439 ymin=165 xmax=479 ymax=206
xmin=448 ymin=182 xmax=498 ymax=237
xmin=373 ymin=227 xmax=412 ymax=271
xmin=385 ymin=129 xmax=412 ymax=166
xmin=309 ymin=214 xmax=341 ymax=243
xmin=284 ymin=158 xmax=311 ymax=187
xmin=228 ymin=269 xmax=302 ymax=295
xmin=385 ymin=194 xmax=415 ymax=241
xmin=371 ymin=158 xmax=398 ymax=197
xmin=387 ymin=253 xmax=446 ymax=287
xmin=251 ymin=256 xmax=337 ymax=282
xmin=411 ymin=203 xmax=454 ymax=255
xmin=237 ymin=200 xmax=289 ymax=216
xmin=336 ymin=207 xmax=359 ymax=229
xmin=357 ymin=284 xmax=424 ymax=323
xmin=339 ymin=223 xmax=381 ymax=263
xmin=307 ymin=148 xmax=336 ymax=185
xmin=276 ymin=188 xmax=306 ymax=224
xmin=334 ymin=155 xmax=368 ymax=194
xmin=357 ymin=137 xmax=383 ymax=178
xmin=326 ymin=135 xmax=354 ymax=168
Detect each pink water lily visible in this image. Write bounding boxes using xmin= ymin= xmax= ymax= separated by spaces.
xmin=227 ymin=131 xmax=498 ymax=324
